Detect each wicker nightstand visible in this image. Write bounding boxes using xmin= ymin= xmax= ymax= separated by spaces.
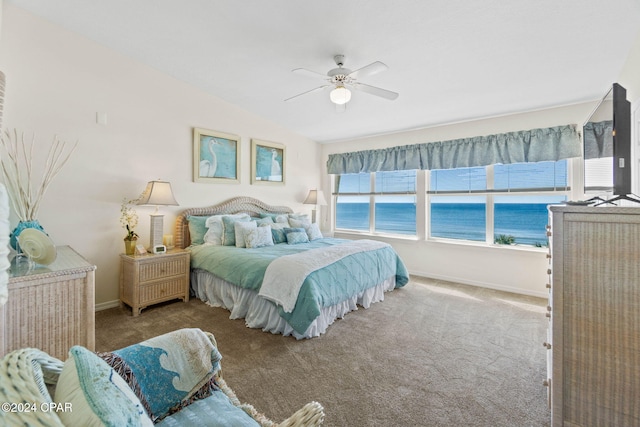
xmin=119 ymin=248 xmax=190 ymax=316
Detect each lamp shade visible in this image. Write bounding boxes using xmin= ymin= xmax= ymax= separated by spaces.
xmin=329 ymin=86 xmax=351 ymax=105
xmin=137 ymin=180 xmax=178 ymax=206
xmin=303 ymin=189 xmax=327 ymax=206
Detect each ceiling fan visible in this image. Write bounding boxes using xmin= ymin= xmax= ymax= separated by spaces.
xmin=285 ymin=54 xmax=399 ymax=112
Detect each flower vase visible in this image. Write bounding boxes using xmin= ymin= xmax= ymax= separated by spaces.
xmin=124 ymin=238 xmax=137 ymax=255
xmin=10 ymin=220 xmax=45 ymax=252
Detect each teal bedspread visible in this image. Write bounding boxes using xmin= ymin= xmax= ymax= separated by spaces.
xmin=189 ymin=238 xmax=409 ymax=334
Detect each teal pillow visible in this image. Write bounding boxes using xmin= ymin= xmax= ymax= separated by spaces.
xmin=222 ymin=215 xmax=251 ymax=246
xmin=259 ymin=213 xmax=290 ymax=225
xmin=252 ymin=216 xmax=274 ymax=226
xmin=156 ymin=390 xmax=260 ymax=427
xmin=187 ymin=216 xmax=209 ymax=246
xmin=267 ymin=223 xmax=287 ymax=244
xmin=55 ymin=346 xmax=153 ymax=426
xmin=284 ymin=227 xmax=309 ymax=245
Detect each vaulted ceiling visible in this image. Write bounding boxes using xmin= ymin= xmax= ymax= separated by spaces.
xmin=8 ymin=0 xmax=640 ymax=142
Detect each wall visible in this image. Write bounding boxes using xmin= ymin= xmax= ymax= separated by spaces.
xmin=0 ymin=4 xmax=321 ymax=307
xmin=321 ymin=103 xmax=598 ymax=298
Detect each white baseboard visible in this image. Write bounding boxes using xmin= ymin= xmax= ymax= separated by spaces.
xmin=95 ymin=300 xmax=120 ymax=311
xmin=408 ymin=269 xmax=548 ymax=300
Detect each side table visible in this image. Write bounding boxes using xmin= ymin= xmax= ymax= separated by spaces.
xmin=119 ymin=248 xmax=190 ymax=316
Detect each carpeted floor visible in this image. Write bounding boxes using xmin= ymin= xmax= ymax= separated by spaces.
xmin=95 ymin=276 xmax=551 ymax=426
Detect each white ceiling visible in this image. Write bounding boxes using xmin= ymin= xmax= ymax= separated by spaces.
xmin=8 ymin=0 xmax=640 ymax=143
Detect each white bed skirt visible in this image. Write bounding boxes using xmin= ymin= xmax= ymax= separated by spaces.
xmin=191 ymin=269 xmax=396 ymax=339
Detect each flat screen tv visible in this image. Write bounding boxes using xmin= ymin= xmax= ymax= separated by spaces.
xmin=583 ymin=83 xmax=633 ymax=202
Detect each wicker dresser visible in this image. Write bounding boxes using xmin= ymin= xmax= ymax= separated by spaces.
xmin=546 ymin=206 xmax=640 ymax=426
xmin=0 ymin=246 xmax=96 ymax=361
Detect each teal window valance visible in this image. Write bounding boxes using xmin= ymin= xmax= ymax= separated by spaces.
xmin=583 ymin=121 xmax=612 ymax=160
xmin=327 ymin=124 xmax=581 ymax=174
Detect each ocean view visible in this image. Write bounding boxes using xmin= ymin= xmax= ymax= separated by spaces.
xmin=336 ymin=202 xmax=554 ymax=246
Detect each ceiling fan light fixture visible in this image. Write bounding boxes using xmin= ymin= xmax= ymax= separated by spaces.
xmin=330 ymin=86 xmax=351 ymax=105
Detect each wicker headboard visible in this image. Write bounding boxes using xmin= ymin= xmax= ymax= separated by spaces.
xmin=174 ymin=196 xmax=293 ymax=249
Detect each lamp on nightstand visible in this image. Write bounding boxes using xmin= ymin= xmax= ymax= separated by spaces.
xmin=303 ymin=189 xmax=327 ymax=224
xmin=137 ymin=180 xmax=178 ymax=252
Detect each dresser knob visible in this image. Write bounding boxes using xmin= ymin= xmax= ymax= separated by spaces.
xmin=546 ymin=283 xmax=551 ymax=289
xmin=547 ymin=269 xmax=552 ymax=275
xmin=543 ymin=379 xmax=550 ymax=387
xmin=543 ymin=342 xmax=551 ymax=349
xmin=546 ymin=253 xmax=551 ymax=259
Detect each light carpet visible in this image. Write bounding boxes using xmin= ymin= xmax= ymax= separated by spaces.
xmin=95 ymin=276 xmax=550 ymax=426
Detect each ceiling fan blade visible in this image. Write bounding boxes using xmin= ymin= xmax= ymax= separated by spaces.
xmin=348 ymin=61 xmax=388 ymax=79
xmin=292 ymin=68 xmax=329 ymax=81
xmin=284 ymin=85 xmax=330 ymax=102
xmin=335 ymin=103 xmax=346 ymax=113
xmin=352 ymin=82 xmax=399 ymax=100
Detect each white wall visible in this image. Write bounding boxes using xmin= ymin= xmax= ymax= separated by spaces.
xmin=321 ymin=103 xmax=597 ymax=298
xmin=0 ymin=4 xmax=320 ymax=307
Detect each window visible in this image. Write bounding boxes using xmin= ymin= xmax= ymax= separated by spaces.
xmin=428 ymin=160 xmax=569 ymax=246
xmin=335 ymin=170 xmax=417 ymax=235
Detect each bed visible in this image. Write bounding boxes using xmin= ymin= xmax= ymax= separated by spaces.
xmin=175 ymin=196 xmax=409 ymax=339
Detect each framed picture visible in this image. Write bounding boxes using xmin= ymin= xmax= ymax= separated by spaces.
xmin=251 ymin=139 xmax=285 ymax=185
xmin=193 ymin=128 xmax=241 ymax=183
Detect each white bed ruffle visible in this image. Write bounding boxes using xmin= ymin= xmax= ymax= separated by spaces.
xmin=191 ymin=269 xmax=396 ymax=339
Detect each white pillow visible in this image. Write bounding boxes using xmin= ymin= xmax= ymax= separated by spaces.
xmin=203 ymin=215 xmax=224 ymax=245
xmin=235 ymin=221 xmax=257 ymax=248
xmin=55 ymin=346 xmax=153 ymax=427
xmin=289 ymin=217 xmax=312 ymax=229
xmin=274 ymin=214 xmax=290 ymax=225
xmin=306 ymin=223 xmax=323 ymax=241
xmin=246 ymin=226 xmax=275 ymax=248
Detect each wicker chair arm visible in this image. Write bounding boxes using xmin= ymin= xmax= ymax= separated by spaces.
xmin=276 ymin=401 xmax=325 ymax=427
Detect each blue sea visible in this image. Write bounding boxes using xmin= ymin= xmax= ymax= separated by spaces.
xmin=336 ymin=203 xmax=553 ymax=246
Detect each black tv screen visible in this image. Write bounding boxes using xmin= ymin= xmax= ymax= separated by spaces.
xmin=583 ymin=83 xmax=631 ymax=196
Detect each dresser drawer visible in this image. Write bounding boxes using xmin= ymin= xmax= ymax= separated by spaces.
xmin=139 ymin=256 xmax=189 ymax=282
xmin=139 ymin=277 xmax=187 ymax=305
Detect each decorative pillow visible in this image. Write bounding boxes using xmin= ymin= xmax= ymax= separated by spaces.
xmin=259 ymin=213 xmax=290 ymax=225
xmin=55 ymin=346 xmax=153 ymax=427
xmin=289 ymin=214 xmax=311 ymax=228
xmin=266 ymin=222 xmax=287 ymax=244
xmin=289 ymin=217 xmax=312 ymax=229
xmin=246 ymin=226 xmax=275 ymax=249
xmin=113 ymin=328 xmax=222 ymax=421
xmin=155 ymin=390 xmax=260 ymax=427
xmin=187 ymin=216 xmax=210 ymax=246
xmin=221 ymin=214 xmax=251 ymax=246
xmin=252 ymin=216 xmax=274 ymax=226
xmin=306 ymin=223 xmax=323 ymax=241
xmin=284 ymin=227 xmax=310 ymax=245
xmin=235 ymin=221 xmax=257 ymax=248
xmin=203 ymin=215 xmax=225 ymax=246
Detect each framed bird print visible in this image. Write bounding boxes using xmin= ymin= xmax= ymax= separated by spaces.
xmin=251 ymin=139 xmax=285 ymax=185
xmin=193 ymin=128 xmax=241 ymax=184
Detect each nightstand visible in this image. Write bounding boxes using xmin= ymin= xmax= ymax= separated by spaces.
xmin=119 ymin=248 xmax=190 ymax=316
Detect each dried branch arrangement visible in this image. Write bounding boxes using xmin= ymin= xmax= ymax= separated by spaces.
xmin=0 ymin=129 xmax=77 ymax=221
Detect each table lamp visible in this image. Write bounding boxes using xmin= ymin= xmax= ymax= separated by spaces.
xmin=303 ymin=189 xmax=327 ymax=223
xmin=137 ymin=180 xmax=178 ymax=252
